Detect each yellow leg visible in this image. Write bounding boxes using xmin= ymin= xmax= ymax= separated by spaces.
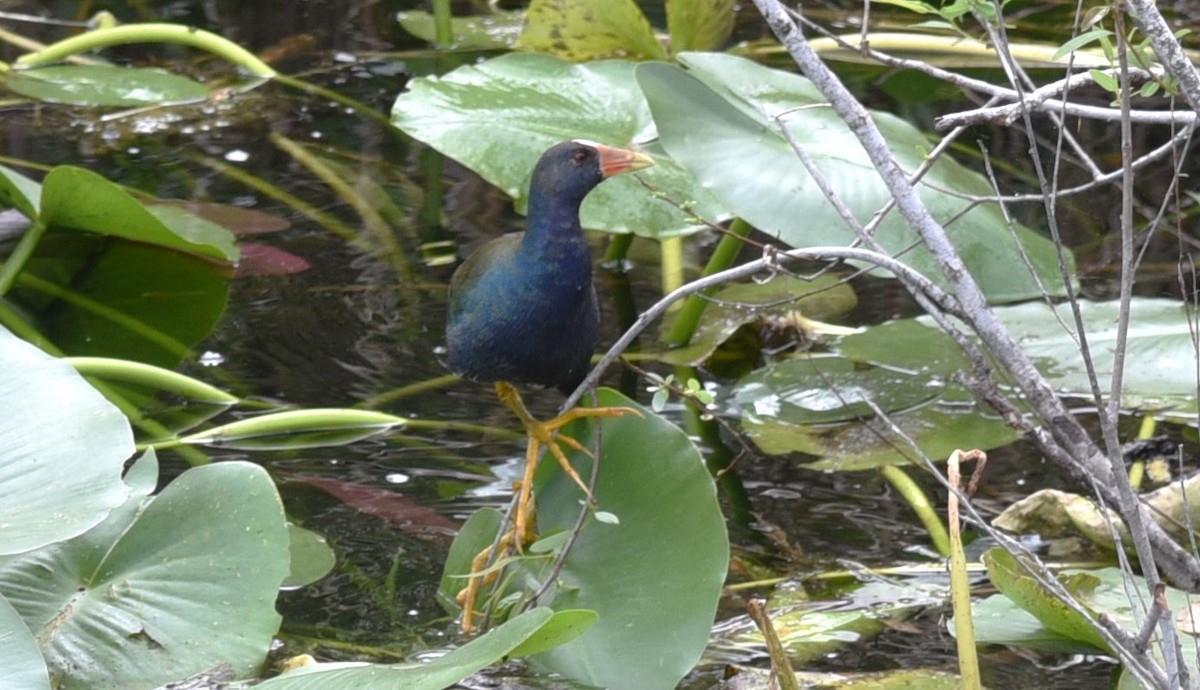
xmin=495 ymin=381 xmax=640 ymax=546
xmin=456 ymin=382 xmax=642 ymax=634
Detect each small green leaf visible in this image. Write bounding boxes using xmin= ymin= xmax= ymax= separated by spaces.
xmin=593 ymin=510 xmax=620 ymax=525
xmin=652 ymin=388 xmax=669 ymax=411
xmin=1089 ymin=68 xmax=1119 ymax=92
xmin=0 ymin=164 xmax=42 ymax=219
xmin=1052 ymin=28 xmax=1113 ymax=61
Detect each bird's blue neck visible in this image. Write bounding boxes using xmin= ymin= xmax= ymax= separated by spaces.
xmin=523 ymin=190 xmax=588 ymax=253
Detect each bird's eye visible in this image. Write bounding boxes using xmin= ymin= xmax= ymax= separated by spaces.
xmin=572 ymin=150 xmax=590 ymax=164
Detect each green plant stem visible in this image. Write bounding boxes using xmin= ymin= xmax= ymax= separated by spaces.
xmin=746 ymin=599 xmax=800 ymax=690
xmin=659 ymin=236 xmax=684 ymax=296
xmin=403 ymin=418 xmax=524 ymax=441
xmin=947 ymin=453 xmax=981 ymax=689
xmin=431 ymin=0 xmax=454 ymax=47
xmin=1129 ymin=414 xmax=1158 ymax=488
xmin=67 ymin=357 xmax=238 ymax=404
xmin=15 ymin=23 xmax=276 ymax=77
xmin=880 ymin=465 xmax=950 ymax=556
xmin=0 ymin=219 xmax=47 ymax=297
xmin=602 ymin=233 xmax=634 ymax=265
xmin=357 ymin=373 xmax=462 ymax=409
xmin=662 ymin=218 xmax=751 ymax=347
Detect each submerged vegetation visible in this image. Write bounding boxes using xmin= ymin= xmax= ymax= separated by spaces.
xmin=1 ymin=0 xmax=1199 ymax=689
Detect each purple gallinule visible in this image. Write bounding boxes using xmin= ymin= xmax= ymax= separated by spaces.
xmin=446 ymin=140 xmax=653 ymax=630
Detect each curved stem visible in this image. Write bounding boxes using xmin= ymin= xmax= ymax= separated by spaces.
xmin=15 ymin=23 xmax=276 ymax=78
xmin=880 ymin=464 xmax=950 ymax=557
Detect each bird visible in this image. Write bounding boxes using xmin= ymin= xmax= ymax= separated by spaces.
xmin=445 ymin=139 xmax=653 ymax=631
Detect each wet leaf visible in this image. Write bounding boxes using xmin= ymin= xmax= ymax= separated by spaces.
xmin=5 ymin=65 xmax=209 ymax=107
xmin=516 ymin=0 xmax=665 ymax=61
xmin=0 ymin=164 xmax=41 ymax=219
xmin=0 ymin=326 xmax=131 ymax=556
xmin=257 ymin=607 xmax=559 ymax=690
xmin=526 ymin=389 xmax=728 ymax=689
xmin=283 ymin=524 xmax=337 ymax=590
xmin=637 ymin=54 xmax=1072 ymax=303
xmin=838 ymin=298 xmax=1200 ymax=421
xmin=0 ymin=452 xmax=290 ymax=689
xmin=397 ymin=9 xmax=525 ymax=50
xmin=392 ymin=53 xmax=727 ymax=239
xmin=731 ymin=355 xmax=1019 ymax=467
xmin=17 ymin=237 xmax=230 ymax=369
xmin=658 ymin=273 xmax=857 ymax=366
xmin=0 ymin=596 xmax=48 ymax=690
xmin=981 ymin=548 xmax=1108 ymax=650
xmin=235 ymin=242 xmax=311 ymax=277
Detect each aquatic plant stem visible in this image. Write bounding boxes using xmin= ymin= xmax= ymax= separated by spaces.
xmin=431 ymin=0 xmax=454 ymax=47
xmin=659 ymin=236 xmax=684 ymax=296
xmin=947 ymin=450 xmax=982 ymax=690
xmin=746 ymin=599 xmax=800 ymax=690
xmin=15 ymin=23 xmax=276 ymax=77
xmin=602 ymin=232 xmax=634 ymax=265
xmin=880 ymin=465 xmax=950 ymax=556
xmin=663 ymin=218 xmax=752 ymax=346
xmin=0 ymin=219 xmax=46 ymax=296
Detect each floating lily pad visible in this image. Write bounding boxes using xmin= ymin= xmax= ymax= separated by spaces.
xmin=837 ymin=298 xmax=1200 ymax=421
xmin=5 ymin=65 xmax=209 ymax=107
xmin=398 ymin=9 xmax=525 ymax=50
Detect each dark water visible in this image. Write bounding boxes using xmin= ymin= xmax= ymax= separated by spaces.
xmin=6 ymin=1 xmax=1190 ymax=688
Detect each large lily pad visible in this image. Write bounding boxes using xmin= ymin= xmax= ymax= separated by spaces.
xmin=731 ymin=354 xmax=1019 ymax=468
xmin=391 ymin=52 xmax=727 ymax=238
xmin=0 ymin=325 xmax=131 ymax=555
xmin=636 ymin=53 xmax=1072 ymax=303
xmin=0 ymin=452 xmax=290 ymax=690
xmin=438 ymin=389 xmax=728 ymax=690
xmin=837 ymin=298 xmax=1200 ymax=420
xmin=527 ymin=389 xmax=728 ymax=689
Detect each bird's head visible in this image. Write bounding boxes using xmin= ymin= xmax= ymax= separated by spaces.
xmin=530 ymin=140 xmax=655 ymax=206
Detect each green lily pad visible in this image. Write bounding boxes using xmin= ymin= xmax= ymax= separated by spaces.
xmin=439 ymin=389 xmax=728 ymax=690
xmin=982 ymin=547 xmax=1108 ymax=650
xmin=5 ymin=65 xmax=210 ymax=107
xmin=838 ymin=298 xmax=1200 ymax=420
xmin=0 ymin=452 xmax=290 ymax=689
xmin=283 ymin=524 xmax=337 ymax=590
xmin=636 ymin=53 xmax=1072 ymax=303
xmin=526 ymin=389 xmax=728 ymax=689
xmin=256 ymin=607 xmax=564 ymax=690
xmin=397 ymin=9 xmax=525 ymax=50
xmin=731 ymin=354 xmax=1019 ymax=467
xmin=0 ymin=325 xmax=131 ymax=555
xmin=967 ymin=593 xmax=1097 ymax=653
xmin=0 ymin=594 xmax=50 ymax=690
xmin=516 ymin=0 xmax=665 ymax=61
xmin=391 ymin=52 xmax=727 ymax=238
xmin=657 ymin=273 xmax=858 ymax=366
